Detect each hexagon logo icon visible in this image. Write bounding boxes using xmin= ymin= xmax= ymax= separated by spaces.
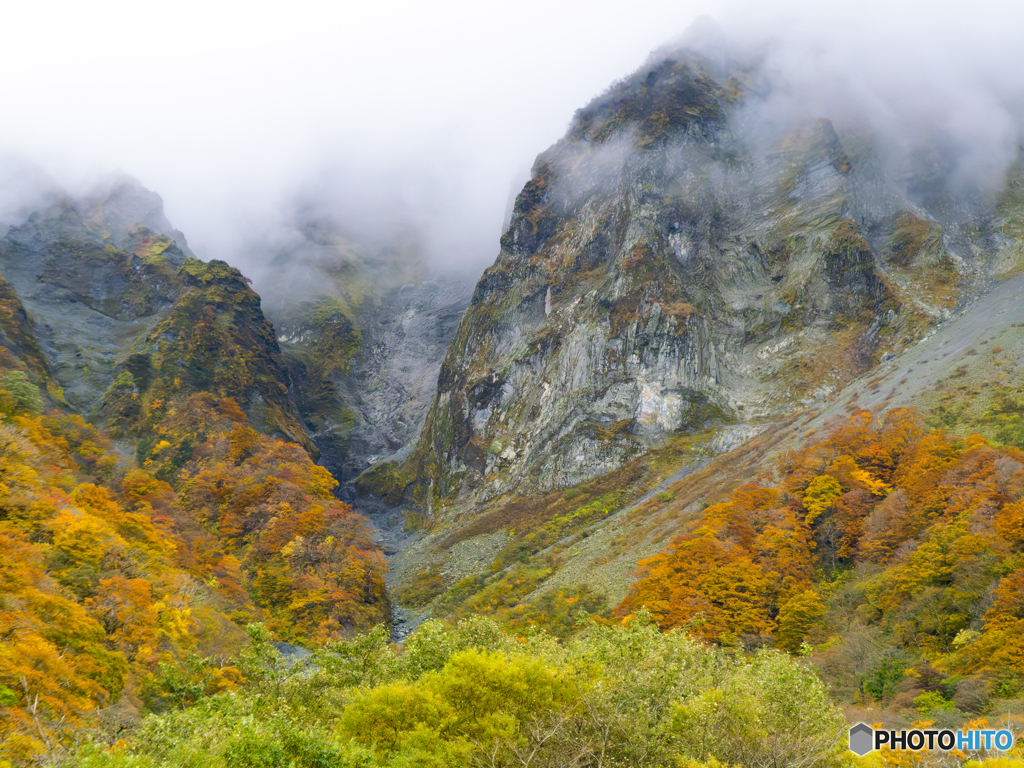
xmin=849 ymin=723 xmax=874 ymax=756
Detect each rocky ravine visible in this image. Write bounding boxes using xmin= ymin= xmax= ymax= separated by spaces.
xmin=251 ymin=222 xmax=475 ymax=500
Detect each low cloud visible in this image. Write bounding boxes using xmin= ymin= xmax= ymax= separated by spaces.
xmin=2 ymin=0 xmax=1023 ymax=285
xmin=673 ymin=2 xmax=1024 ymax=197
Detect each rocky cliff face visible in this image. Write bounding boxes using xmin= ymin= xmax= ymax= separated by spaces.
xmin=0 ymin=181 xmax=190 ymax=410
xmin=0 ymin=178 xmax=311 ymax=452
xmin=402 ymin=52 xmax=1024 ymax=516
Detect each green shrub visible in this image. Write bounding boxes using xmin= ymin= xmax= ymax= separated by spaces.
xmin=0 ymin=370 xmax=43 ymax=415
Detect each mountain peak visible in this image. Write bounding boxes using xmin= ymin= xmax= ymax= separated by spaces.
xmin=391 ymin=42 xmax=1022 ymax=518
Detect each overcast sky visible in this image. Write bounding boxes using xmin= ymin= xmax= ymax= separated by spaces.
xmin=2 ymin=0 xmax=1023 ymax=274
xmin=0 ymin=0 xmax=720 ymax=268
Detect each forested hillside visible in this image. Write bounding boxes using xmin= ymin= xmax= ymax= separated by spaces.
xmin=0 ymin=223 xmax=390 ymax=764
xmin=621 ymin=408 xmax=1024 ymax=708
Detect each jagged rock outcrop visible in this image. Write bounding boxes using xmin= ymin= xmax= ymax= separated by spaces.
xmin=0 ymin=182 xmax=189 ymax=409
xmin=398 ymin=51 xmax=1024 ymax=516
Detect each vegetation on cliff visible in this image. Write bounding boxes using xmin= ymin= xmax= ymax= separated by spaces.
xmin=0 ymin=275 xmax=53 ymax=392
xmin=98 ymin=257 xmax=314 ymax=457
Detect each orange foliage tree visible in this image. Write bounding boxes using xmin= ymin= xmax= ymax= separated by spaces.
xmin=619 ymin=485 xmax=807 ymax=644
xmin=175 ymin=407 xmax=389 ymax=643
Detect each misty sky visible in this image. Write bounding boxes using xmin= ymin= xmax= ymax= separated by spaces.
xmin=2 ymin=0 xmax=1023 ymax=276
